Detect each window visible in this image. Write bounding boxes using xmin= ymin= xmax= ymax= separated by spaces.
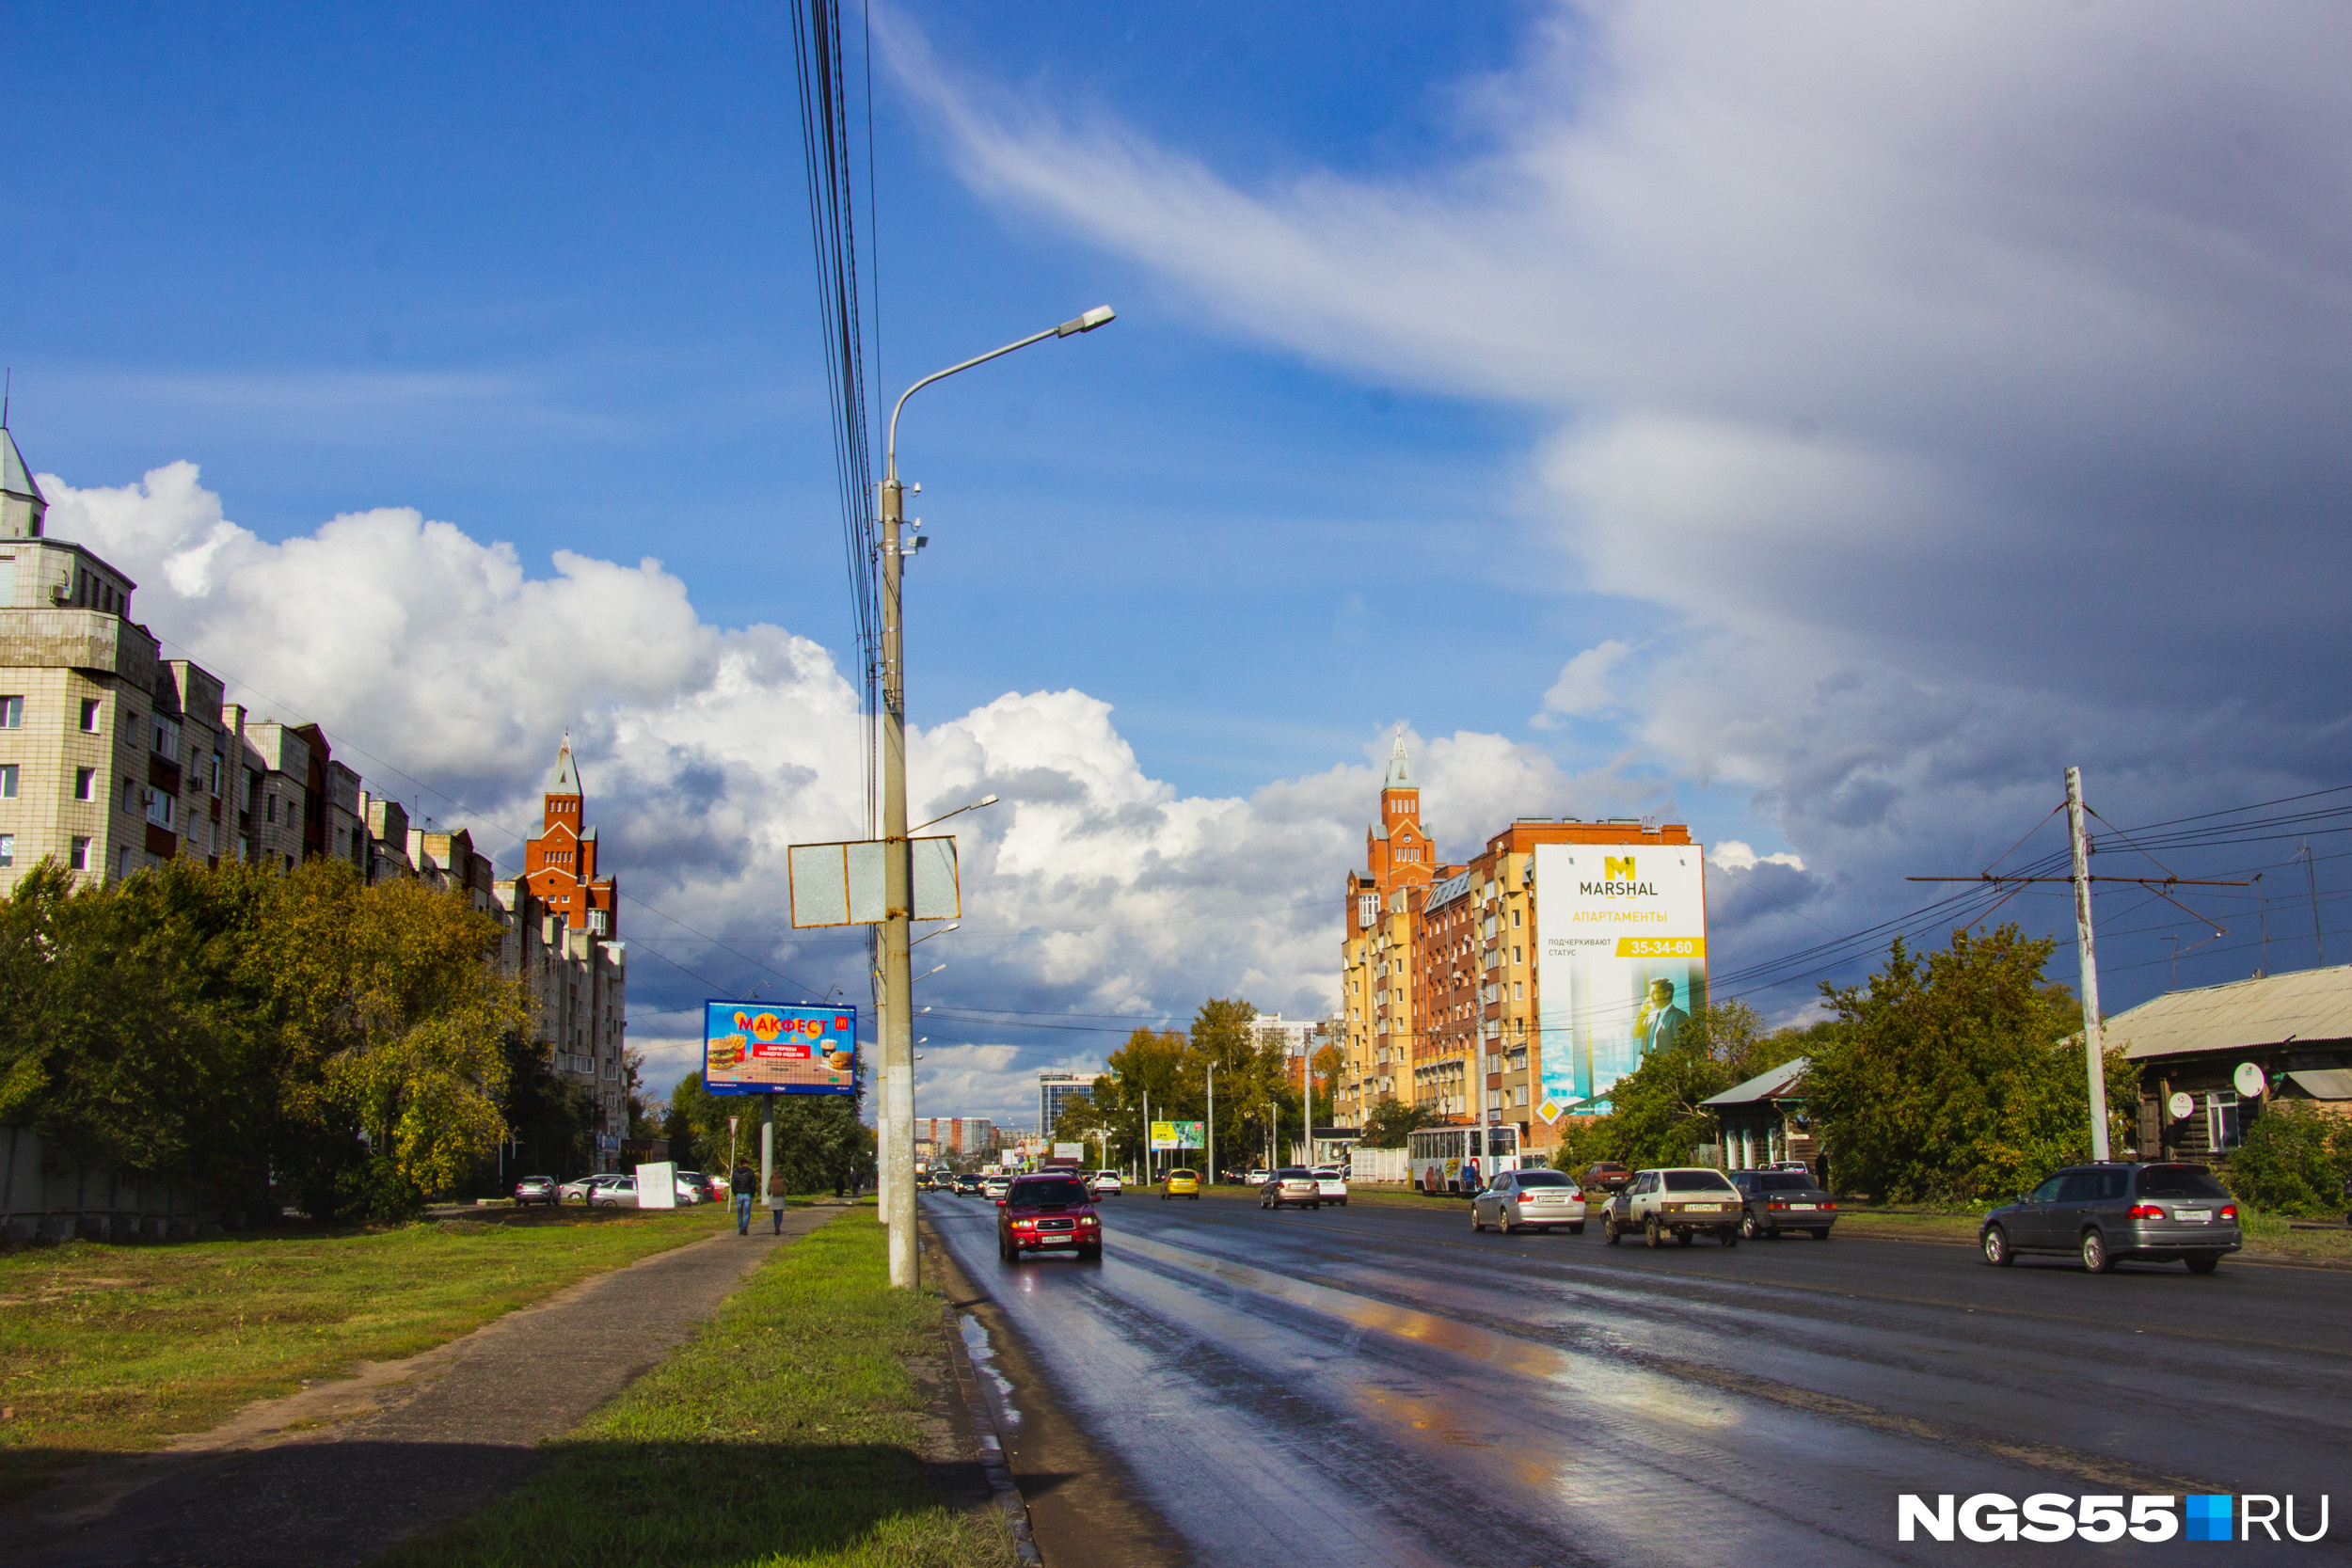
xmin=0 ymin=834 xmax=13 ymax=866
xmin=146 ymin=791 xmax=172 ymax=829
xmin=210 ymin=752 xmax=223 ymax=795
xmin=151 ymin=717 xmax=180 ymax=757
xmin=2206 ymin=1091 xmax=2242 ymax=1152
xmin=2137 ymin=1165 xmax=2228 ymax=1200
xmin=0 ymin=697 xmax=21 ymax=729
xmin=1512 ymin=908 xmax=1521 ymax=927
xmin=79 ymin=698 xmax=99 ymax=731
xmin=265 ymin=795 xmax=276 ymax=822
xmin=117 ymin=846 xmax=132 ymax=879
xmin=72 ymin=767 xmax=93 ymax=800
xmin=69 ymin=836 xmax=88 ymax=871
xmin=0 ymin=765 xmax=15 ymax=799
xmin=121 ymin=778 xmax=139 ymax=813
xmin=589 ymin=910 xmax=610 ymax=936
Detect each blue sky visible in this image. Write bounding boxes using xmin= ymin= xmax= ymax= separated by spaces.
xmin=11 ymin=3 xmax=2352 ymax=1119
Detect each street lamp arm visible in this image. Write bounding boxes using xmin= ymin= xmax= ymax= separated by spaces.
xmin=885 ymin=308 xmax=1115 ymax=479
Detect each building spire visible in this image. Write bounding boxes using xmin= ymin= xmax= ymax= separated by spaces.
xmin=1383 ymin=725 xmax=1417 ymax=790
xmin=545 ymin=730 xmax=580 ymax=794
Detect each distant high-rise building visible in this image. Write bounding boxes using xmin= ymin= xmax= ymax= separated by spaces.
xmin=1038 ymin=1070 xmax=1092 ymax=1136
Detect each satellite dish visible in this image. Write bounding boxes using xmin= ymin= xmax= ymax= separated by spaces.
xmin=2168 ymin=1091 xmax=2195 ymax=1121
xmin=2233 ymin=1062 xmax=2267 ymax=1099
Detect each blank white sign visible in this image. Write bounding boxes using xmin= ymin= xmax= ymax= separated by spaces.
xmin=788 ymin=836 xmax=961 ymax=927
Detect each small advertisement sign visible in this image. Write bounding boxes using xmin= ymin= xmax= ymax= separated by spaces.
xmin=703 ymin=1000 xmax=859 ymax=1097
xmin=1053 ymin=1143 xmax=1084 ymax=1162
xmin=1150 ymin=1120 xmax=1205 ymax=1150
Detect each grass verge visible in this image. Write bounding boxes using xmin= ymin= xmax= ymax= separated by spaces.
xmin=381 ymin=1212 xmax=1014 ymax=1568
xmin=0 ymin=1204 xmax=732 ymax=1501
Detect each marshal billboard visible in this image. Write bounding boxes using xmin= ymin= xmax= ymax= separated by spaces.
xmin=1533 ymin=843 xmax=1707 ymax=1118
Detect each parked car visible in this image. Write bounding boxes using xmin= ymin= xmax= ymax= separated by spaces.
xmin=1979 ymin=1162 xmax=2242 ymax=1274
xmin=560 ymin=1174 xmax=620 ymax=1203
xmin=997 ymin=1172 xmax=1103 ymax=1262
xmin=1259 ymin=1167 xmax=1323 ymax=1211
xmin=513 ymin=1175 xmax=560 ymax=1207
xmin=1729 ymin=1169 xmax=1837 ymax=1240
xmin=1089 ymin=1170 xmax=1124 ymax=1196
xmin=1162 ymin=1167 xmax=1200 ymax=1199
xmin=953 ymin=1173 xmax=982 ymax=1196
xmin=1604 ymin=1168 xmax=1741 ymax=1247
xmin=1244 ymin=1168 xmax=1272 ymax=1186
xmin=1310 ymin=1166 xmax=1349 ymax=1207
xmin=1471 ymin=1169 xmax=1585 ymax=1234
xmin=589 ymin=1176 xmax=639 ymax=1209
xmin=1580 ymin=1163 xmax=1633 ymax=1195
xmin=982 ymin=1174 xmax=1013 ymax=1205
xmin=675 ymin=1170 xmax=716 ymax=1204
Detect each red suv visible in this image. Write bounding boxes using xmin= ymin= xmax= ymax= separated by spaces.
xmin=996 ymin=1173 xmax=1103 ymax=1263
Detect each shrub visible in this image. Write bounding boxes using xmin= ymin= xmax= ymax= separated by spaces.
xmin=2226 ymin=1102 xmax=2352 ymax=1218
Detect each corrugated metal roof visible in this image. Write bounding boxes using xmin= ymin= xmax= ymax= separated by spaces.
xmin=2286 ymin=1069 xmax=2352 ymax=1100
xmin=1702 ymin=1056 xmax=1810 ymax=1107
xmin=1422 ymin=869 xmax=1474 ymax=912
xmin=2103 ymin=965 xmax=2352 ymax=1061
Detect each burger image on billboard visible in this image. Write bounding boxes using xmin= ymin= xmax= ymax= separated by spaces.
xmin=702 ymin=1000 xmax=859 ymax=1096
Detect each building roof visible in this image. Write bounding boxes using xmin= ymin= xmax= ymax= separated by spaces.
xmin=1383 ymin=728 xmax=1416 ymax=790
xmin=2103 ymin=965 xmax=2352 ymax=1061
xmin=0 ymin=426 xmax=43 ymax=504
xmin=1422 ymin=869 xmax=1474 ymax=913
xmin=546 ymin=736 xmax=580 ymax=793
xmin=1702 ymin=1056 xmax=1812 ymax=1107
xmin=1368 ymin=819 xmax=1388 ymax=841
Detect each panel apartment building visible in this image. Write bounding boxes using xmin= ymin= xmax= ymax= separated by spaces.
xmin=1334 ymin=729 xmax=1702 ymax=1155
xmin=0 ymin=423 xmax=631 ymax=1165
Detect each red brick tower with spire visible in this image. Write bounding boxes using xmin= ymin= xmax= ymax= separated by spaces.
xmin=523 ymin=733 xmax=617 ymax=935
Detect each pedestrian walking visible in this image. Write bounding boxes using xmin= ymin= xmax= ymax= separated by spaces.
xmin=768 ymin=1164 xmax=788 ymax=1234
xmin=732 ymin=1162 xmax=755 ymax=1234
xmin=849 ymin=1167 xmax=864 ymax=1201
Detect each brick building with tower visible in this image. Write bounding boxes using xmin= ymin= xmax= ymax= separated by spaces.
xmin=521 ymin=735 xmax=616 ymax=937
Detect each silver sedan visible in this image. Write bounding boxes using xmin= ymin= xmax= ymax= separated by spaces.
xmin=1472 ymin=1170 xmax=1587 ymax=1234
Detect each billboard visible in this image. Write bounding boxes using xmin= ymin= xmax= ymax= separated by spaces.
xmin=1533 ymin=844 xmax=1707 ymax=1118
xmin=787 ymin=837 xmax=961 ymax=927
xmin=1053 ymin=1143 xmax=1084 ymax=1162
xmin=1149 ymin=1120 xmax=1204 ymax=1150
xmin=703 ymin=1001 xmax=859 ymax=1096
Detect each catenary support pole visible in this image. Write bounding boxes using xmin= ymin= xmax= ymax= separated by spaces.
xmin=760 ymin=1092 xmax=775 ymax=1215
xmin=1206 ymin=1060 xmax=1216 ymax=1185
xmin=2067 ymin=767 xmax=2112 ymax=1163
xmin=880 ymin=468 xmax=916 ymax=1286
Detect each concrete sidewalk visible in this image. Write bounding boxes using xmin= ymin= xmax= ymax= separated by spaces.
xmin=2 ymin=1205 xmax=844 ymax=1567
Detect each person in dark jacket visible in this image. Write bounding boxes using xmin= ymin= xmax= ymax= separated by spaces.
xmin=732 ymin=1164 xmax=756 ymax=1234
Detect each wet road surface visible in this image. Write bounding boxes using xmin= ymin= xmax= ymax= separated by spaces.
xmin=924 ymin=1189 xmax=2351 ymax=1565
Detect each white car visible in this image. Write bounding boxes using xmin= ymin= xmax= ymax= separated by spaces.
xmin=560 ymin=1174 xmax=621 ymax=1203
xmin=1310 ymin=1166 xmax=1349 ymax=1206
xmin=1089 ymin=1170 xmax=1123 ymax=1196
xmin=981 ymin=1174 xmax=1012 ymax=1204
xmin=589 ymin=1176 xmax=639 ymax=1209
xmin=1471 ymin=1170 xmax=1585 ymax=1234
xmin=1603 ymin=1167 xmax=1742 ymax=1247
xmin=1243 ymin=1168 xmax=1272 ymax=1185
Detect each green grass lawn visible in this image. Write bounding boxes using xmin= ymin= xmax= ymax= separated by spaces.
xmin=0 ymin=1204 xmax=736 ymax=1501
xmin=381 ymin=1212 xmax=1014 ymax=1568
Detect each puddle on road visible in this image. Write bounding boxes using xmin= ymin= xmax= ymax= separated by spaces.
xmin=959 ymin=1311 xmax=1022 ymax=1428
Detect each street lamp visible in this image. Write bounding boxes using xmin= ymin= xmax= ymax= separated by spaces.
xmin=876 ymin=308 xmax=1117 ymax=1291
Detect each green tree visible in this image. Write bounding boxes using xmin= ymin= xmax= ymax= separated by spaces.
xmin=1807 ymin=926 xmax=2139 ymax=1206
xmin=1598 ymin=1001 xmax=1802 ymax=1168
xmin=1358 ymin=1096 xmax=1440 ymax=1148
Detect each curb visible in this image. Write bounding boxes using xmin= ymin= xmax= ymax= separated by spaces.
xmin=923 ymin=1222 xmax=1042 ymax=1566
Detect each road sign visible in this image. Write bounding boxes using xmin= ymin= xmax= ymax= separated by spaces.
xmin=787 ymin=837 xmax=961 ymax=927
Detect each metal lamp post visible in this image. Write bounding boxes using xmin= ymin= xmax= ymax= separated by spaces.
xmin=874 ymin=312 xmax=1113 ymax=1290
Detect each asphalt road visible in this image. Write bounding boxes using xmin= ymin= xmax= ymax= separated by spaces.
xmin=924 ymin=1188 xmax=2350 ymax=1566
